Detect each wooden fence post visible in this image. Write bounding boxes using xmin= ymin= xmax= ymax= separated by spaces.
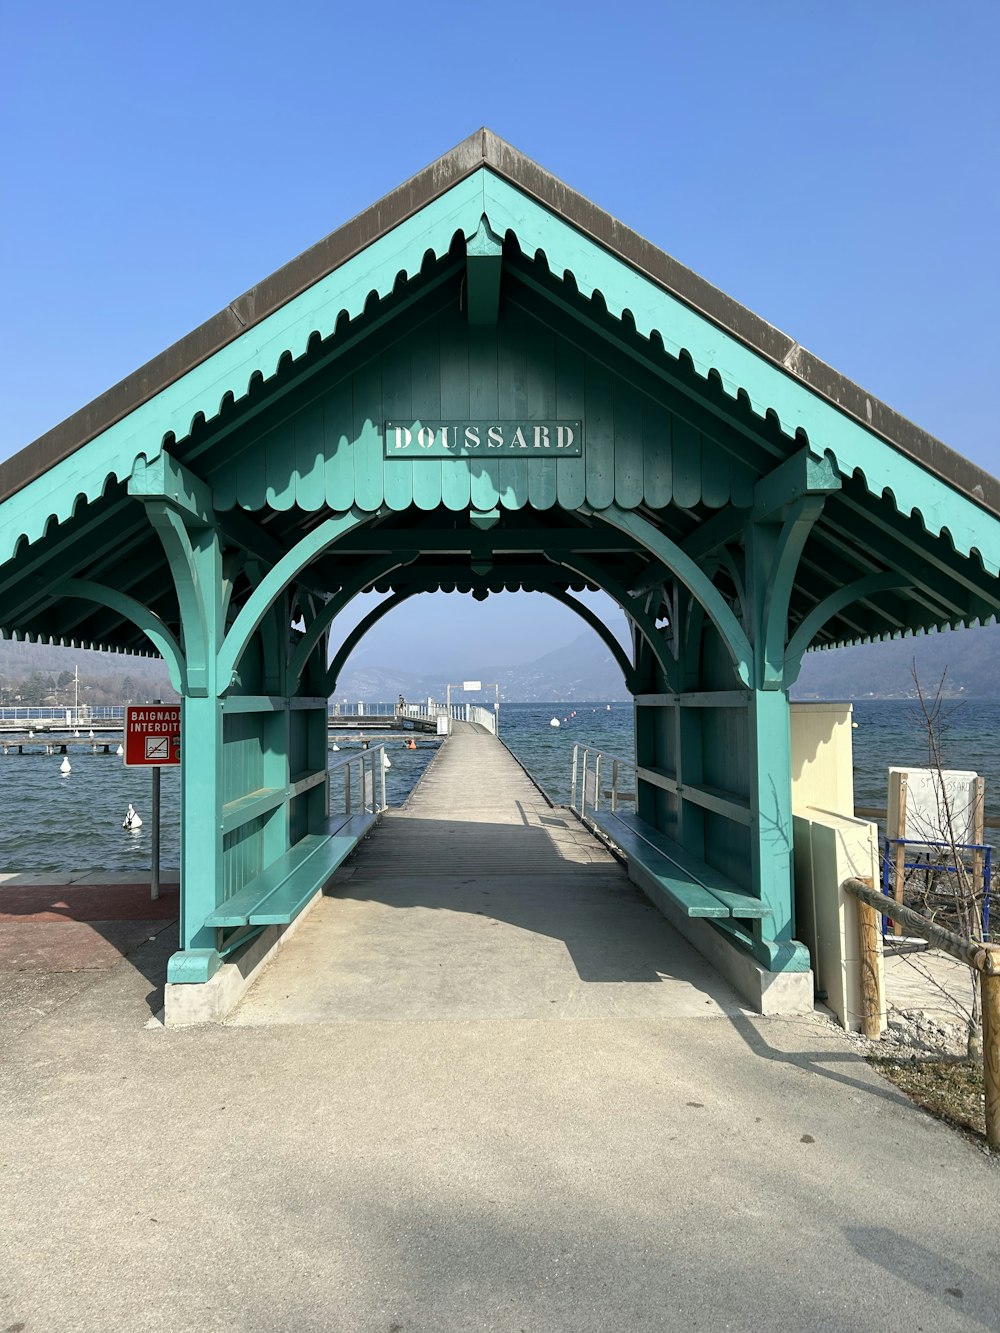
xmin=891 ymin=771 xmax=908 ymax=938
xmin=856 ymin=875 xmax=883 ymax=1039
xmin=981 ymin=947 xmax=1000 ymax=1152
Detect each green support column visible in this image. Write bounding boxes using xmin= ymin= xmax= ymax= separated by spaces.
xmin=740 ymin=505 xmax=821 ymax=973
xmin=173 ymin=693 xmax=225 ymax=980
xmin=131 ymin=460 xmax=229 ymax=987
xmin=745 ymin=688 xmax=800 ymax=958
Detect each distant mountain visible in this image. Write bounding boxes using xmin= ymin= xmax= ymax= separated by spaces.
xmin=3 ymin=618 xmax=996 ymax=705
xmin=335 ymin=632 xmax=633 ymax=703
xmin=0 ymin=639 xmax=176 ymax=706
xmin=793 ymin=622 xmax=1000 ymax=700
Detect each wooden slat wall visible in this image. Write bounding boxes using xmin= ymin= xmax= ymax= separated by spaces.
xmin=213 ymin=307 xmax=741 ymax=515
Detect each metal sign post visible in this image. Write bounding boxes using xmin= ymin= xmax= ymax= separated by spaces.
xmin=123 ymin=704 xmax=181 ymax=901
xmin=151 ymin=766 xmax=161 ymax=900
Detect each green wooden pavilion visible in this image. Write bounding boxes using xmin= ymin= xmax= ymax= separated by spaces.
xmin=1 ymin=130 xmax=997 ymax=1010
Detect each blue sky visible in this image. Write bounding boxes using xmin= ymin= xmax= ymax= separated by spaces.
xmin=2 ymin=1 xmax=997 ymax=672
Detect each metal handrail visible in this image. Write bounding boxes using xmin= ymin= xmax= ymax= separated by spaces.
xmin=571 ymin=743 xmax=635 ymax=818
xmin=329 ymin=743 xmax=388 ymax=817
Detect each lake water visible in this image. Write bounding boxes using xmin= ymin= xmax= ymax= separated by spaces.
xmin=1 ymin=698 xmax=997 ymax=874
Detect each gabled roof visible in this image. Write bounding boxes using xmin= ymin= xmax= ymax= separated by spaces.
xmin=1 ymin=127 xmax=997 ymax=517
xmin=0 ymin=130 xmax=996 ymax=669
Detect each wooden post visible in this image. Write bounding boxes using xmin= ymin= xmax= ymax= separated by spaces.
xmin=891 ymin=771 xmax=908 ymax=937
xmin=982 ymin=947 xmax=1000 ymax=1152
xmin=856 ymin=875 xmax=883 ymax=1039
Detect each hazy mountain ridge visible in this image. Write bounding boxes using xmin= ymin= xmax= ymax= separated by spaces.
xmin=793 ymin=622 xmax=1000 ymax=700
xmin=2 ymin=621 xmax=998 ymax=704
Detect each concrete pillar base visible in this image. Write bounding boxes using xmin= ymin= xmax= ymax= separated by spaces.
xmin=630 ymin=868 xmax=815 ymax=1016
xmin=163 ymin=888 xmax=323 ymax=1026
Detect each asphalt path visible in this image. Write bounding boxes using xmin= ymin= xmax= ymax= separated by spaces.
xmin=1 ymin=727 xmax=997 ymax=1330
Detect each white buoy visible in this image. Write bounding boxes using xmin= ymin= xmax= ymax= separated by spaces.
xmin=88 ymin=729 xmax=94 ymax=739
xmin=28 ymin=729 xmax=34 ymax=738
xmin=116 ymin=743 xmax=124 ymax=756
xmin=123 ymin=803 xmax=143 ymax=830
xmin=606 ymin=704 xmax=611 ymax=711
xmin=331 ymin=743 xmax=340 ymax=751
xmin=382 ymin=752 xmax=392 ymax=769
xmin=550 ymin=718 xmax=560 ymax=728
xmin=60 ymin=755 xmax=71 ymax=775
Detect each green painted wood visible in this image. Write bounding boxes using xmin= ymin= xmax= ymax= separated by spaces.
xmin=222 ymin=711 xmax=265 ymax=806
xmin=755 ymin=499 xmax=827 ymax=688
xmin=353 ymin=357 xmax=383 ymax=513
xmin=522 ymin=318 xmax=555 ymax=511
xmin=560 ymin=552 xmax=679 ymax=692
xmin=53 ymin=578 xmax=186 ymax=692
xmin=701 ymin=433 xmax=730 ymax=509
xmin=166 ymin=949 xmax=220 ymax=983
xmin=465 ymin=216 xmax=503 ymax=326
xmin=641 ymin=399 xmax=672 ymax=509
xmin=324 ymin=375 xmax=356 ymax=510
xmin=613 ymin=379 xmax=644 ymax=509
xmin=249 ymin=831 xmax=364 ymax=924
xmin=729 ymin=456 xmax=756 ymax=508
xmin=498 ymin=306 xmax=530 ymax=509
xmin=0 ymin=177 xmax=484 ymax=563
xmin=381 ymin=337 xmax=413 ymax=511
xmin=264 ymin=419 xmax=295 ymax=510
xmin=223 ymin=814 xmax=266 ymax=900
xmin=6 ymin=166 xmax=998 ymax=582
xmin=784 ymin=571 xmax=911 ymax=681
xmin=611 ymin=811 xmax=770 ymax=918
xmin=237 ymin=435 xmax=266 ymax=510
xmin=481 ymin=171 xmax=1000 ymax=572
xmin=554 ymin=337 xmax=586 ymax=510
xmin=414 ymin=315 xmax=447 ymax=511
xmin=295 ymin=397 xmax=326 ymax=511
xmin=437 ymin=306 xmax=469 ymax=509
xmin=589 ymin=810 xmax=727 ymax=918
xmin=672 ymin=418 xmax=701 ymax=508
xmin=592 ymin=504 xmax=754 ymax=686
xmin=217 ymin=510 xmax=369 ymax=690
xmin=179 ymin=691 xmax=226 ymax=950
xmin=288 ymin=554 xmax=415 ymax=688
xmin=584 ymin=358 xmax=614 ymax=508
xmin=746 ymin=688 xmax=795 ymax=942
xmin=130 ymin=451 xmax=215 ymax=521
xmin=205 ymin=833 xmax=328 ymax=927
xmin=469 ymin=324 xmax=501 ymax=512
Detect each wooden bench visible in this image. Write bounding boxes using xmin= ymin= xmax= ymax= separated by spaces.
xmin=586 ymin=809 xmax=771 ymax=922
xmin=205 ymin=811 xmax=378 ymax=930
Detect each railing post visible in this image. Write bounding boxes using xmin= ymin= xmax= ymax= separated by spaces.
xmin=344 ymin=760 xmax=351 ymax=816
xmin=855 ymin=875 xmax=883 ymax=1040
xmin=982 ymin=947 xmax=1000 ymax=1151
xmin=594 ymin=754 xmax=602 ymax=813
xmin=570 ymin=744 xmax=579 ymax=812
xmin=580 ymin=749 xmax=589 ymax=816
xmin=611 ymin=759 xmax=619 ymax=813
xmin=380 ymin=745 xmax=387 ymax=811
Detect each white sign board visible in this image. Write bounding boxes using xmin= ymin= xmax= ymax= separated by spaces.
xmin=887 ymin=767 xmax=981 ymax=847
xmin=462 ymin=680 xmax=482 ymax=692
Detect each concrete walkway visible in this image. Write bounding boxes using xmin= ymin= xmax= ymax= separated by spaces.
xmin=231 ymin=723 xmax=747 ymax=1025
xmin=1 ymin=728 xmax=998 ymax=1331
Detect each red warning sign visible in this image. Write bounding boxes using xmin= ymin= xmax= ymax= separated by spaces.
xmin=124 ymin=705 xmax=181 ymax=767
